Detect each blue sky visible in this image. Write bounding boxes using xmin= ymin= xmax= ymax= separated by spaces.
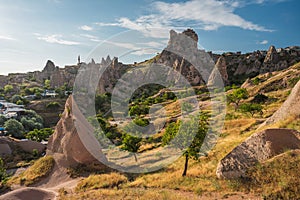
xmin=0 ymin=0 xmax=299 ymax=75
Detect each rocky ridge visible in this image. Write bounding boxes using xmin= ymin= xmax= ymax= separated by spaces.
xmin=1 ymin=29 xmax=299 ymax=91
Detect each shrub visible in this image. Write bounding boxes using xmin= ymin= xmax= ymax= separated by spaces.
xmin=4 ymin=119 xmax=24 ymax=139
xmin=0 ymin=115 xmax=7 ymax=126
xmin=252 ymin=77 xmax=261 ymax=85
xmin=239 ymin=103 xmax=263 ymax=117
xmin=46 ymin=102 xmax=60 ymax=109
xmin=252 ymin=93 xmax=268 ymax=104
xmin=26 ymin=128 xmax=54 ymax=142
xmin=11 ymin=95 xmax=22 ymax=104
xmin=4 ymin=85 xmax=13 ymax=94
xmin=21 ymin=117 xmax=43 ymax=132
xmin=129 ymin=104 xmax=149 ymax=116
xmin=227 ymin=88 xmax=249 ymax=110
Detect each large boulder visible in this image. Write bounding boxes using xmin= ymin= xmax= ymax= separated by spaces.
xmin=260 ymin=80 xmax=300 ymax=127
xmin=47 ymin=96 xmax=107 ymax=168
xmin=216 ymin=129 xmax=300 ymax=179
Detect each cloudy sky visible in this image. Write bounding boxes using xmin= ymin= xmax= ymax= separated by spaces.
xmin=0 ymin=0 xmax=299 ymax=74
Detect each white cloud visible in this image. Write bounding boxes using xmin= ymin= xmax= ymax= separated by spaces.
xmin=131 ymin=48 xmax=159 ymax=56
xmin=105 ymin=40 xmax=139 ymax=50
xmin=35 ymin=34 xmax=80 ymax=45
xmin=0 ymin=35 xmax=16 ymax=41
xmin=79 ymin=25 xmax=93 ymax=31
xmin=80 ymin=34 xmax=101 ymax=42
xmin=96 ymin=0 xmax=273 ymax=38
xmin=259 ymin=40 xmax=269 ymax=44
xmin=138 ymin=41 xmax=166 ymax=48
xmin=153 ymin=0 xmax=272 ymax=32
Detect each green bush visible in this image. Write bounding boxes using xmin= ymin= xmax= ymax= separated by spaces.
xmin=46 ymin=102 xmax=60 ymax=109
xmin=26 ymin=128 xmax=54 ymax=142
xmin=4 ymin=85 xmax=13 ymax=94
xmin=252 ymin=77 xmax=261 ymax=85
xmin=227 ymin=88 xmax=249 ymax=110
xmin=0 ymin=115 xmax=7 ymax=126
xmin=129 ymin=104 xmax=149 ymax=116
xmin=11 ymin=95 xmax=22 ymax=104
xmin=21 ymin=117 xmax=43 ymax=132
xmin=4 ymin=119 xmax=24 ymax=139
xmin=239 ymin=103 xmax=263 ymax=117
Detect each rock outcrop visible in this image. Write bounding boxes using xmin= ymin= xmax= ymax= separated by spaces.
xmin=0 ymin=137 xmax=46 ymax=156
xmin=156 ymin=29 xmax=215 ymax=86
xmin=0 ymin=29 xmax=299 ymax=90
xmin=216 ymin=129 xmax=300 ymax=179
xmin=47 ymin=96 xmax=107 ymax=168
xmin=228 ymin=46 xmax=300 ymax=81
xmin=264 ymin=45 xmax=279 ymax=64
xmin=208 ymin=56 xmax=228 ymax=86
xmin=260 ymin=80 xmax=300 ymax=127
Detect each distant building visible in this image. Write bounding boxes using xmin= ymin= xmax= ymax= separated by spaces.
xmin=0 ymin=101 xmax=26 ymax=118
xmin=42 ymin=90 xmax=58 ymax=98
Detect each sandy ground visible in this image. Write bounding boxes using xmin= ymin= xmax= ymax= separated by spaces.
xmin=0 ymin=187 xmax=57 ymax=200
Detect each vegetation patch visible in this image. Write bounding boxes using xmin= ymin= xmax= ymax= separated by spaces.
xmin=245 ymin=150 xmax=300 ymax=199
xmin=75 ymin=173 xmax=128 ymax=192
xmin=7 ymin=156 xmax=54 ymax=186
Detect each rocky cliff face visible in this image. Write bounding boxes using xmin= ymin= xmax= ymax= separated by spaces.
xmin=1 ymin=29 xmax=299 ymax=90
xmin=155 ymin=29 xmax=215 ymax=86
xmin=213 ymin=45 xmax=300 ymax=84
xmin=47 ymin=95 xmax=108 ymax=168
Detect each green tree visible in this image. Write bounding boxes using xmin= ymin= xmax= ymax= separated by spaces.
xmin=129 ymin=104 xmax=149 ymax=116
xmin=0 ymin=115 xmax=7 ymax=126
xmin=11 ymin=95 xmax=22 ymax=104
xmin=227 ymin=88 xmax=249 ymax=110
xmin=121 ymin=120 xmax=146 ymax=162
xmin=44 ymin=79 xmax=51 ymax=89
xmin=26 ymin=128 xmax=54 ymax=142
xmin=121 ymin=134 xmax=142 ymax=162
xmin=4 ymin=85 xmax=13 ymax=94
xmin=95 ymin=93 xmax=111 ymax=115
xmin=252 ymin=77 xmax=261 ymax=85
xmin=239 ymin=103 xmax=263 ymax=117
xmin=46 ymin=102 xmax=60 ymax=109
xmin=162 ymin=113 xmax=209 ymax=176
xmin=21 ymin=117 xmax=43 ymax=132
xmin=4 ymin=119 xmax=24 ymax=139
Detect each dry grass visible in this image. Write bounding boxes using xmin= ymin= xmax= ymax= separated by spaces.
xmin=59 ymin=188 xmax=202 ymax=200
xmin=75 ymin=173 xmax=128 ymax=192
xmin=60 ymin=63 xmax=300 ymax=199
xmin=245 ymin=150 xmax=300 ymax=199
xmin=7 ymin=156 xmax=54 ymax=186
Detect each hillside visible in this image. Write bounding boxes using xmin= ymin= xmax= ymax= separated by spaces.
xmin=1 ymin=29 xmax=300 ymax=200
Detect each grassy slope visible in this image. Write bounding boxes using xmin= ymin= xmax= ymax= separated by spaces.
xmin=7 ymin=156 xmax=55 ymax=186
xmin=59 ymin=62 xmax=300 ymax=199
xmin=12 ymin=63 xmax=300 ymax=199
